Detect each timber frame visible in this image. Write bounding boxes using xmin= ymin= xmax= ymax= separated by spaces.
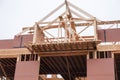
xmin=0 ymin=0 xmax=120 ymax=58
xmin=0 ymin=0 xmax=120 ymax=80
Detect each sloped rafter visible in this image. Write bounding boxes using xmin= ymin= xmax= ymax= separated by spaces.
xmin=38 ymin=2 xmax=65 ymax=23
xmin=24 ymin=0 xmax=101 ymax=56
xmin=17 ymin=1 xmax=120 ymax=39
xmin=17 ymin=1 xmax=97 ymax=37
xmin=35 ymin=0 xmax=97 ymax=42
xmin=68 ymin=1 xmax=98 ymax=20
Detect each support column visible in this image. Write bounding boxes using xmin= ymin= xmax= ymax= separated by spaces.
xmin=14 ymin=54 xmax=40 ymax=80
xmin=33 ymin=23 xmax=44 ymax=44
xmin=87 ymin=52 xmax=115 ymax=80
xmin=93 ymin=17 xmax=98 ymax=40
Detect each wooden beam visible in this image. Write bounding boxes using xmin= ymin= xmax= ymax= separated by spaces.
xmin=93 ymin=17 xmax=98 ymax=40
xmin=70 ymin=9 xmax=86 ymax=19
xmin=59 ymin=16 xmax=70 ymax=39
xmin=33 ymin=23 xmax=45 ymax=44
xmin=37 ymin=2 xmax=65 ymax=23
xmin=0 ymin=48 xmax=88 ymax=58
xmin=22 ymin=20 xmax=120 ymax=31
xmin=0 ymin=48 xmax=30 ymax=58
xmin=68 ymin=1 xmax=95 ymax=19
xmin=0 ymin=44 xmax=120 ymax=58
xmin=38 ymin=50 xmax=88 ymax=57
xmin=97 ymin=45 xmax=120 ymax=51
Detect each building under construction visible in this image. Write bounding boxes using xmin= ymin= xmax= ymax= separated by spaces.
xmin=0 ymin=0 xmax=120 ymax=80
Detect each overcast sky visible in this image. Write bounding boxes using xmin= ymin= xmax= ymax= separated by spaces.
xmin=0 ymin=0 xmax=120 ymax=39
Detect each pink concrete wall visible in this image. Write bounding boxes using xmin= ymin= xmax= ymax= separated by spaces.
xmin=98 ymin=28 xmax=120 ymax=42
xmin=0 ymin=35 xmax=33 ymax=49
xmin=98 ymin=30 xmax=105 ymax=42
xmin=106 ymin=29 xmax=120 ymax=42
xmin=13 ymin=34 xmax=33 ymax=48
xmin=21 ymin=34 xmax=33 ymax=46
xmin=13 ymin=36 xmax=22 ymax=48
xmin=87 ymin=58 xmax=115 ymax=80
xmin=14 ymin=61 xmax=39 ymax=80
xmin=0 ymin=39 xmax=13 ymax=49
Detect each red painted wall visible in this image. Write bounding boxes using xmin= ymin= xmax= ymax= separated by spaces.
xmin=13 ymin=35 xmax=33 ymax=48
xmin=0 ymin=39 xmax=13 ymax=49
xmin=87 ymin=58 xmax=115 ymax=80
xmin=98 ymin=28 xmax=120 ymax=42
xmin=0 ymin=28 xmax=120 ymax=49
xmin=0 ymin=34 xmax=33 ymax=49
xmin=14 ymin=61 xmax=40 ymax=80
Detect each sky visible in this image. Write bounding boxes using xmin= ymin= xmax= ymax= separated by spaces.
xmin=0 ymin=0 xmax=120 ymax=39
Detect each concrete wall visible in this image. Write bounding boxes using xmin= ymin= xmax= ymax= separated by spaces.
xmin=0 ymin=39 xmax=13 ymax=49
xmin=98 ymin=28 xmax=120 ymax=42
xmin=0 ymin=34 xmax=33 ymax=49
xmin=14 ymin=61 xmax=39 ymax=80
xmin=87 ymin=58 xmax=115 ymax=80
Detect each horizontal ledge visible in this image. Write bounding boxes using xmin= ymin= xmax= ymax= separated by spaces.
xmin=0 ymin=48 xmax=30 ymax=58
xmin=1 ymin=44 xmax=120 ymax=58
xmin=0 ymin=48 xmax=90 ymax=58
xmin=38 ymin=50 xmax=91 ymax=57
xmin=97 ymin=45 xmax=120 ymax=51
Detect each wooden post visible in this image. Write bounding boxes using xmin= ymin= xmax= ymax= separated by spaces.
xmin=33 ymin=23 xmax=44 ymax=44
xmin=94 ymin=51 xmax=97 ymax=59
xmin=17 ymin=56 xmax=20 ymax=62
xmin=93 ymin=17 xmax=98 ymax=40
xmin=111 ymin=52 xmax=114 ymax=58
xmin=87 ymin=52 xmax=89 ymax=59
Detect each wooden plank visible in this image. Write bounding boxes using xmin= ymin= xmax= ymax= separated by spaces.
xmin=59 ymin=43 xmax=66 ymax=51
xmin=38 ymin=50 xmax=89 ymax=57
xmin=97 ymin=45 xmax=120 ymax=51
xmin=33 ymin=24 xmax=44 ymax=44
xmin=37 ymin=2 xmax=65 ymax=23
xmin=0 ymin=48 xmax=87 ymax=58
xmin=1 ymin=44 xmax=120 ymax=58
xmin=47 ymin=44 xmax=55 ymax=51
xmin=93 ymin=18 xmax=98 ymax=40
xmin=63 ymin=43 xmax=71 ymax=50
xmin=0 ymin=48 xmax=30 ymax=58
xmin=68 ymin=1 xmax=95 ymax=19
xmin=22 ymin=20 xmax=120 ymax=31
xmin=52 ymin=44 xmax=60 ymax=51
